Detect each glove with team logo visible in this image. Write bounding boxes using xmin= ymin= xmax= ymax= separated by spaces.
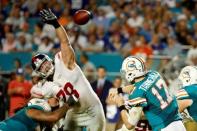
xmin=67 ymin=95 xmax=79 ymax=106
xmin=39 ymin=8 xmax=60 ymax=28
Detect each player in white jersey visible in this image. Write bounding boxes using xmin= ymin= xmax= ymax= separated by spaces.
xmin=31 ymin=9 xmax=105 ymax=131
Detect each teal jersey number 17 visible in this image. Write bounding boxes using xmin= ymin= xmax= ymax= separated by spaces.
xmin=151 ymin=79 xmax=173 ymax=109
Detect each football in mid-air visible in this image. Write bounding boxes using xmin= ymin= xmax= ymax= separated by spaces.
xmin=73 ymin=10 xmax=92 ymax=25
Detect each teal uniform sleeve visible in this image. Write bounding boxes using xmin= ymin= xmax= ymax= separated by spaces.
xmin=176 ymin=89 xmax=190 ymax=100
xmin=125 ymin=87 xmax=148 ymax=109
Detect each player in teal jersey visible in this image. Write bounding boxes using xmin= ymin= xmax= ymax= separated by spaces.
xmin=0 ymin=95 xmax=78 ymax=131
xmin=108 ymin=56 xmax=186 ymax=131
xmin=176 ymin=66 xmax=197 ymax=130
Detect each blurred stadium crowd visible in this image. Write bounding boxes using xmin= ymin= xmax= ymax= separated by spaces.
xmin=0 ymin=0 xmax=197 ymax=130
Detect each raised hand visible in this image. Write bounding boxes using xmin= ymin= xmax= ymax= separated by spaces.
xmin=108 ymin=93 xmax=125 ymax=107
xmin=39 ymin=8 xmax=60 ymax=28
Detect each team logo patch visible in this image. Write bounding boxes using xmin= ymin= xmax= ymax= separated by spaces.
xmin=126 ymin=60 xmax=137 ymax=71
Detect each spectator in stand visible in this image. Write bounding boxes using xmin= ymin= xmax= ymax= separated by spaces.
xmin=186 ymin=37 xmax=197 ymax=66
xmin=157 ymin=24 xmax=173 ymax=45
xmin=22 ymin=0 xmax=40 ymax=15
xmin=127 ymin=10 xmax=144 ymax=28
xmin=150 ymin=33 xmax=167 ymax=55
xmin=86 ymin=23 xmax=97 ymax=36
xmin=5 ymin=4 xmax=25 ymax=31
xmin=37 ymin=35 xmax=53 ymax=53
xmin=82 ymin=33 xmax=104 ymax=52
xmin=15 ymin=33 xmax=32 ymax=52
xmin=182 ymin=7 xmax=196 ymax=29
xmin=80 ymin=52 xmax=96 ymax=83
xmin=16 ymin=22 xmax=32 ymax=44
xmin=67 ymin=25 xmax=88 ymax=51
xmin=160 ymin=35 xmax=183 ymax=73
xmin=107 ymin=7 xmax=125 ymax=26
xmin=106 ymin=76 xmax=122 ymax=131
xmin=138 ymin=22 xmax=152 ymax=43
xmin=175 ymin=15 xmax=191 ymax=45
xmin=2 ymin=33 xmax=17 ymax=53
xmin=92 ymin=7 xmax=111 ymax=30
xmin=1 ymin=23 xmax=13 ymax=40
xmin=42 ymin=23 xmax=57 ymax=40
xmin=32 ymin=22 xmax=43 ymax=51
xmin=130 ymin=35 xmax=153 ymax=69
xmin=105 ymin=20 xmax=128 ymax=51
xmin=8 ymin=68 xmax=32 ymax=116
xmin=107 ymin=33 xmax=125 ymax=52
xmin=120 ymin=37 xmax=136 ymax=58
xmin=51 ymin=2 xmax=63 ymax=18
xmin=130 ymin=35 xmax=153 ymax=60
xmin=91 ymin=66 xmax=113 ymax=116
xmin=163 ymin=35 xmax=182 ymax=58
xmin=96 ymin=25 xmax=110 ymax=51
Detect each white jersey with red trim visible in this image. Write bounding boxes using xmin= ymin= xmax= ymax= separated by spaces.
xmin=53 ymin=52 xmax=101 ymax=109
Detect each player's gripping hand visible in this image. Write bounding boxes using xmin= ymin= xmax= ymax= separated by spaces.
xmin=108 ymin=88 xmax=118 ymax=98
xmin=108 ymin=93 xmax=124 ymax=107
xmin=67 ymin=95 xmax=79 ymax=106
xmin=39 ymin=8 xmax=60 ymax=28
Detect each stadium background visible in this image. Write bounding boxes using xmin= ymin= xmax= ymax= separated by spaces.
xmin=0 ymin=0 xmax=197 ymax=130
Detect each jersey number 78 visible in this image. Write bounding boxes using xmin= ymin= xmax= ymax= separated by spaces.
xmin=56 ymin=82 xmax=79 ymax=102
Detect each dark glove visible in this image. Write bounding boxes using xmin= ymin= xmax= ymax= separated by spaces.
xmin=67 ymin=95 xmax=79 ymax=106
xmin=39 ymin=8 xmax=60 ymax=28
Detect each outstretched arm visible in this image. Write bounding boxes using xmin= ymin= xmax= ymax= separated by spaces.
xmin=55 ymin=25 xmax=75 ymax=69
xmin=27 ymin=103 xmax=70 ymax=123
xmin=27 ymin=95 xmax=78 ymax=123
xmin=39 ymin=9 xmax=75 ymax=69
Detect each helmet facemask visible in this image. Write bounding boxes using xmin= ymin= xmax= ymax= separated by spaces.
xmin=37 ymin=60 xmax=54 ymax=78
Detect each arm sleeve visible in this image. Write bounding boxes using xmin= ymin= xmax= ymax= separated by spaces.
xmin=125 ymin=88 xmax=147 ymax=109
xmin=176 ymin=89 xmax=190 ymax=100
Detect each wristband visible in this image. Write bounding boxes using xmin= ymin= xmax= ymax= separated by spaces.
xmin=52 ymin=20 xmax=60 ymax=28
xmin=118 ymin=105 xmax=126 ymax=112
xmin=117 ymin=87 xmax=123 ymax=94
